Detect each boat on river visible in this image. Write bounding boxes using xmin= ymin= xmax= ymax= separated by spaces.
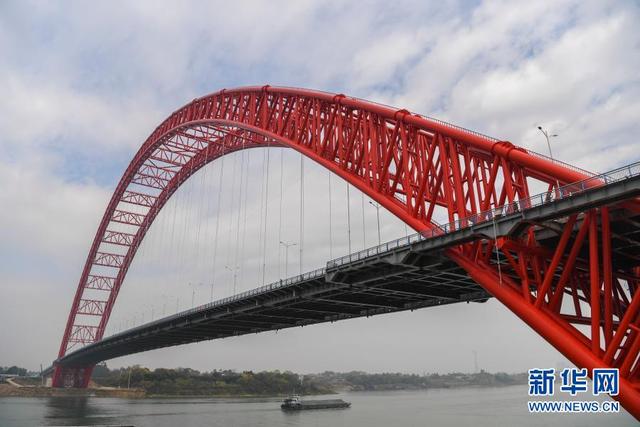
xmin=280 ymin=394 xmax=351 ymax=411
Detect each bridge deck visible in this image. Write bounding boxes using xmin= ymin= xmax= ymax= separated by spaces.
xmin=52 ymin=168 xmax=640 ymax=369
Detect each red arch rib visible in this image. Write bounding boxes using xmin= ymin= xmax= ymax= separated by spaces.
xmin=52 ymin=86 xmax=639 ymax=420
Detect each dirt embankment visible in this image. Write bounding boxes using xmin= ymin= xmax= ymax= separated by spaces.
xmin=0 ymin=384 xmax=145 ymax=398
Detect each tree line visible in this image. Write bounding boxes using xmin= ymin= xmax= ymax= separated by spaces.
xmin=91 ymin=364 xmax=527 ymax=395
xmin=91 ymin=364 xmax=330 ymax=396
xmin=0 ymin=366 xmax=30 ymax=376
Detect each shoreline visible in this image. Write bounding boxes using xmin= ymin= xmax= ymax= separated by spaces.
xmin=0 ymin=384 xmax=145 ymax=398
xmin=0 ymin=382 xmax=525 ymax=399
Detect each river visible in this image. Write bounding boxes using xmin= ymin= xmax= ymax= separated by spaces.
xmin=0 ymin=385 xmax=636 ymax=426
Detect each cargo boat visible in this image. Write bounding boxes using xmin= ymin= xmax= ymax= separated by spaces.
xmin=280 ymin=394 xmax=351 ymax=411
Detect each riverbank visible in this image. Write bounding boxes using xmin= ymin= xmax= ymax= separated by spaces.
xmin=0 ymin=384 xmax=145 ymax=398
xmin=0 ymin=367 xmax=528 ymax=399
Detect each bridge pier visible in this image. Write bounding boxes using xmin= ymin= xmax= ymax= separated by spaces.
xmin=52 ymin=365 xmax=94 ymax=388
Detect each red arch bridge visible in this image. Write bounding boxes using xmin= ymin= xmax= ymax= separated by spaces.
xmin=46 ymin=86 xmax=640 ymax=419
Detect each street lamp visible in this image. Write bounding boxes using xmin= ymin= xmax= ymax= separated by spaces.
xmin=161 ymin=294 xmax=167 ymax=316
xmin=142 ymin=303 xmax=154 ymax=322
xmin=279 ymin=240 xmax=297 ymax=278
xmin=188 ymin=282 xmax=196 ymax=308
xmin=368 ymin=201 xmax=382 ymax=245
xmin=537 ymin=126 xmax=561 ymax=193
xmin=224 ymin=265 xmax=239 ymax=294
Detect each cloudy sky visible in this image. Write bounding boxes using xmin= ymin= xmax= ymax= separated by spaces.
xmin=1 ymin=0 xmax=639 ymax=375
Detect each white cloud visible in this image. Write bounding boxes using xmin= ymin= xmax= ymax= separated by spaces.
xmin=0 ymin=72 xmax=162 ymax=155
xmin=0 ymin=0 xmax=638 ymax=374
xmin=0 ymin=155 xmax=109 ymax=265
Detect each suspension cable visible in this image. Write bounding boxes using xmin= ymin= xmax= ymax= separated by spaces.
xmin=167 ymin=175 xmax=180 ymax=311
xmin=225 ymin=149 xmax=239 ymax=295
xmin=256 ymin=147 xmax=264 ymax=281
xmin=238 ymin=148 xmax=250 ymax=291
xmin=202 ymin=138 xmax=216 ymax=301
xmin=176 ymin=152 xmax=196 ymax=308
xmin=346 ymin=182 xmax=352 ymax=254
xmin=258 ymin=145 xmax=267 ymax=285
xmin=328 ymin=171 xmax=333 ymax=260
xmin=278 ymin=148 xmax=284 ymax=278
xmin=233 ymin=140 xmax=246 ymax=294
xmin=261 ymin=143 xmax=272 ymax=285
xmin=300 ymin=154 xmax=304 ymax=274
xmin=193 ymin=134 xmax=210 ymax=301
xmin=211 ymin=139 xmax=226 ymax=301
xmin=361 ymin=192 xmax=366 ymax=249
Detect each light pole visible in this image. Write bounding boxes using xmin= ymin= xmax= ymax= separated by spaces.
xmin=188 ymin=282 xmax=196 ymax=308
xmin=161 ymin=295 xmax=167 ymax=316
xmin=368 ymin=201 xmax=382 ymax=245
xmin=142 ymin=303 xmax=153 ymax=322
xmin=148 ymin=304 xmax=154 ymax=321
xmin=225 ymin=265 xmax=239 ymax=294
xmin=537 ymin=126 xmax=561 ymax=193
xmin=279 ymin=240 xmax=297 ymax=278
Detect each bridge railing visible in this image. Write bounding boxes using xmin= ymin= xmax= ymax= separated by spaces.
xmin=111 ymin=267 xmax=330 ymax=337
xmin=327 ymin=160 xmax=640 ymax=268
xmin=104 ymin=161 xmax=639 ymax=341
xmin=524 ymin=149 xmax=596 ymax=177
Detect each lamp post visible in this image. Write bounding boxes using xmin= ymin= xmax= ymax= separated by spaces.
xmin=537 ymin=126 xmax=561 ymax=193
xmin=188 ymin=282 xmax=196 ymax=308
xmin=368 ymin=201 xmax=382 ymax=245
xmin=142 ymin=303 xmax=153 ymax=322
xmin=224 ymin=265 xmax=239 ymax=294
xmin=279 ymin=240 xmax=297 ymax=278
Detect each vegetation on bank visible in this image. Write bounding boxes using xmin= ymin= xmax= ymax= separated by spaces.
xmin=308 ymin=370 xmax=527 ymax=391
xmin=91 ymin=365 xmax=330 ymax=396
xmin=1 ymin=364 xmax=527 ymax=396
xmin=0 ymin=366 xmax=32 ymax=377
xmin=91 ymin=364 xmax=526 ymax=396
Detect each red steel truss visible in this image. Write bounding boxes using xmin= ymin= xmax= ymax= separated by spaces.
xmin=52 ymin=86 xmax=639 ymax=418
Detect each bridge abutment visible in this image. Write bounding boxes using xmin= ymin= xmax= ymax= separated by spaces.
xmin=52 ymin=365 xmax=94 ymax=388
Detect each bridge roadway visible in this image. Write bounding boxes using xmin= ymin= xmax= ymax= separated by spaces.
xmin=51 ymin=165 xmax=640 ymax=370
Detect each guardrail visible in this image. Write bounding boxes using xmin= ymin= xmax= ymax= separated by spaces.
xmin=104 ymin=267 xmax=329 ymax=341
xmin=103 ymin=160 xmax=640 ymax=343
xmin=525 ymin=149 xmax=595 ymax=177
xmin=327 ymin=160 xmax=640 ymax=268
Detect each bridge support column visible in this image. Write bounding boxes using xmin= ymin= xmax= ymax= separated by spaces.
xmin=52 ymin=365 xmax=94 ymax=388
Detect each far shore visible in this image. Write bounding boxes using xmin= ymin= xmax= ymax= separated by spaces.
xmin=0 ymin=382 xmax=525 ymax=399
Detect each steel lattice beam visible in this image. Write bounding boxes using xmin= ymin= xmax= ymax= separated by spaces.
xmin=51 ymin=86 xmax=639 ymax=420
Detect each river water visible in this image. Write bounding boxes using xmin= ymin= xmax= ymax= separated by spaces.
xmin=0 ymin=386 xmax=636 ymax=426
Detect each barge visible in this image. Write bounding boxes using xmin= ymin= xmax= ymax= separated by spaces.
xmin=281 ymin=394 xmax=351 ymax=411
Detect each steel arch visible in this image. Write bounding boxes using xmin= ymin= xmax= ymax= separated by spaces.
xmin=53 ymin=86 xmax=639 ymax=419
